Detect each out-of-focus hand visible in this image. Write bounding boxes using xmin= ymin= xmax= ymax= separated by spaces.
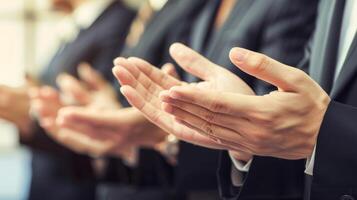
xmin=57 ymin=63 xmax=121 ymax=109
xmin=0 ymin=82 xmax=35 ymax=137
xmin=160 ymin=47 xmax=331 ymax=160
xmin=113 ymin=43 xmax=255 ymax=160
xmin=29 ymin=86 xmax=125 ymax=157
xmin=29 ymin=64 xmax=125 ymax=156
xmin=55 ymin=106 xmax=167 ymax=157
xmin=29 ymin=86 xmax=63 ymax=134
xmin=49 ymin=64 xmax=177 ymax=157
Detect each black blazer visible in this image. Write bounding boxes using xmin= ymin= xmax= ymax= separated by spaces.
xmin=214 ymin=0 xmax=318 ymax=200
xmin=25 ymin=2 xmax=136 ymax=200
xmin=303 ymin=1 xmax=357 ymax=200
xmin=99 ymin=1 xmax=207 ymax=199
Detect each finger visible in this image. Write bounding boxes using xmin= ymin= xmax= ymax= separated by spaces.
xmin=174 ymin=118 xmax=248 ymax=152
xmin=39 ymin=86 xmax=60 ymax=101
xmin=229 ymin=48 xmax=308 ymax=92
xmin=161 ymin=63 xmax=179 ymax=79
xmin=31 ymin=87 xmax=61 ymax=118
xmin=31 ymin=99 xmax=56 ymax=118
xmin=160 ymin=93 xmax=252 ymax=130
xmin=162 ymin=102 xmax=249 ymax=148
xmin=169 ymin=43 xmax=218 ymax=80
xmin=57 ymin=74 xmax=90 ymax=105
xmin=116 ymin=58 xmax=166 ymax=97
xmin=116 ymin=57 xmax=182 ymax=89
xmin=165 ymin=85 xmax=265 ymax=117
xmin=57 ymin=111 xmax=121 ymax=142
xmin=120 ymin=85 xmax=234 ymax=150
xmin=77 ymin=63 xmax=107 ymax=90
xmin=114 ymin=66 xmax=162 ymax=109
xmin=55 ymin=129 xmax=94 ymax=155
xmin=39 ymin=117 xmax=58 ymax=134
xmin=58 ymin=106 xmax=136 ymax=127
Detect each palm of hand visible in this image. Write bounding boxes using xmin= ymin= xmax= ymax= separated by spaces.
xmin=114 ymin=44 xmax=254 ymax=151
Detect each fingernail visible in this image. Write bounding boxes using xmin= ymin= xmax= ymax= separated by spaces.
xmin=231 ymin=48 xmax=248 ymax=62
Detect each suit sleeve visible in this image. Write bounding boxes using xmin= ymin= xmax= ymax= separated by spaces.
xmin=253 ymin=0 xmax=317 ymax=94
xmin=311 ymin=101 xmax=357 ymax=198
xmin=218 ymin=0 xmax=317 ymax=199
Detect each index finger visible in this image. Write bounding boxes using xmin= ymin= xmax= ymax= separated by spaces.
xmin=166 ymin=85 xmax=265 ymax=117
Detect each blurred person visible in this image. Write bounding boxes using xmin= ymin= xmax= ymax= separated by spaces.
xmin=0 ymin=0 xmax=136 ymax=200
xmin=31 ymin=0 xmax=207 ymax=199
xmin=42 ymin=0 xmax=317 ymax=199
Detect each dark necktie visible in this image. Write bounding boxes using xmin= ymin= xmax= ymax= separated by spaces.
xmin=304 ymin=1 xmax=346 ymax=199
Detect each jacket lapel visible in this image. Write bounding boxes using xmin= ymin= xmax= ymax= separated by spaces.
xmin=310 ymin=0 xmax=346 ymax=93
xmin=330 ymin=35 xmax=357 ymax=98
xmin=205 ymin=0 xmax=254 ymax=59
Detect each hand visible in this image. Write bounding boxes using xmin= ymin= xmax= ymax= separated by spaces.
xmin=113 ymin=43 xmax=255 ymax=159
xmin=50 ymin=64 xmax=177 ymax=157
xmin=160 ymin=47 xmax=331 ymax=160
xmin=29 ymin=64 xmax=125 ymax=156
xmin=0 ymin=83 xmax=35 ymax=136
xmin=29 ymin=86 xmax=63 ymax=134
xmin=30 ymin=64 xmax=120 ymax=135
xmin=55 ymin=106 xmax=167 ymax=157
xmin=57 ymin=63 xmax=121 ymax=109
xmin=30 ymin=86 xmax=125 ymax=156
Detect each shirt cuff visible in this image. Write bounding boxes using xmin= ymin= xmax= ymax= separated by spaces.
xmin=122 ymin=147 xmax=139 ymax=167
xmin=305 ymin=145 xmax=316 ymax=176
xmin=229 ymin=151 xmax=252 ymax=172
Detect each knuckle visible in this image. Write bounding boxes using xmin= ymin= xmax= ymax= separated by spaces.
xmin=209 ymin=93 xmax=226 ymax=112
xmin=287 ymin=68 xmax=307 ymax=85
xmin=203 ymin=112 xmax=216 ymax=123
xmin=201 ymin=122 xmax=215 ymax=137
xmin=249 ymin=54 xmax=271 ymax=74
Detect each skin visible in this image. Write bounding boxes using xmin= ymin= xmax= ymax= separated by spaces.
xmin=113 ymin=43 xmax=256 ymax=161
xmin=0 ymin=83 xmax=34 ymax=138
xmin=31 ymin=64 xmax=172 ymax=158
xmin=159 ymin=44 xmax=331 ymax=160
xmin=0 ymin=0 xmax=86 ymax=140
xmin=30 ymin=64 xmax=125 ymax=157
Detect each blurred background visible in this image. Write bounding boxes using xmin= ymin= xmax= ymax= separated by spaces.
xmin=0 ymin=0 xmax=168 ymax=199
xmin=0 ymin=1 xmax=62 ymax=199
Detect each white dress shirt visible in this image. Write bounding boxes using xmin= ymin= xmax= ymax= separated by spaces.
xmin=305 ymin=0 xmax=357 ymax=176
xmin=232 ymin=0 xmax=357 ymax=176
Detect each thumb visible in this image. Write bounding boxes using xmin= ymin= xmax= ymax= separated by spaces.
xmin=229 ymin=47 xmax=305 ymax=92
xmin=169 ymin=43 xmax=219 ymax=80
xmin=161 ymin=63 xmax=179 ymax=79
xmin=77 ymin=63 xmax=107 ymax=90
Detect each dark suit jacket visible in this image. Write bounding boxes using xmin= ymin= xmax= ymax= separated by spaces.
xmin=24 ymin=2 xmax=136 ymax=200
xmin=99 ymin=1 xmax=207 ymax=199
xmin=302 ymin=1 xmax=357 ymax=200
xmin=213 ymin=0 xmax=318 ymax=200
